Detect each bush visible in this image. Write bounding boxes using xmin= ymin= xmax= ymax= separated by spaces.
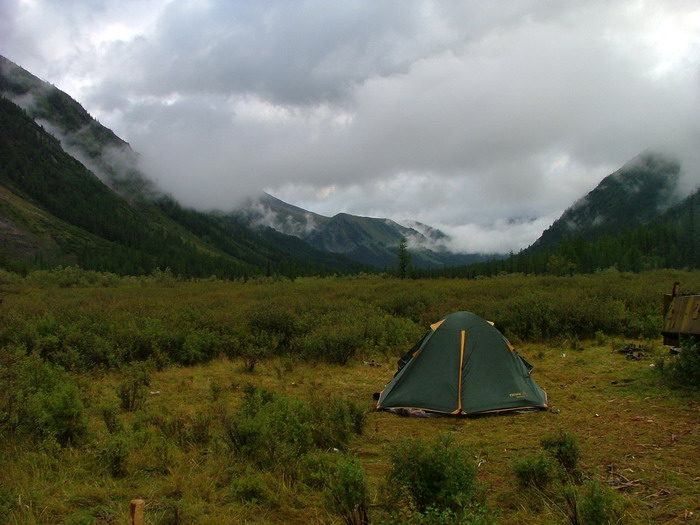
xmin=100 ymin=402 xmax=123 ymax=435
xmin=99 ymin=435 xmax=129 ymax=478
xmin=541 ymin=429 xmax=581 ymax=481
xmin=663 ymin=337 xmax=700 ymax=389
xmin=298 ymin=451 xmax=338 ymax=489
xmin=248 ymin=306 xmax=300 ymax=354
xmin=512 ymin=451 xmax=553 ymax=490
xmin=117 ymin=362 xmax=152 ymax=412
xmin=0 ymin=347 xmax=86 ymax=446
xmin=178 ymin=329 xmax=220 ymax=365
xmin=220 ymin=386 xmax=364 ymax=472
xmin=561 ymin=480 xmax=621 ymax=525
xmin=325 ymin=455 xmax=370 ymax=525
xmin=230 ymin=466 xmax=272 ymax=504
xmin=301 ymin=325 xmax=361 ymax=365
xmin=33 ymin=381 xmax=87 ymax=446
xmin=578 ymin=479 xmax=621 ymax=524
xmin=387 ymin=434 xmax=478 ymax=514
xmin=310 ymin=396 xmax=366 ymax=449
xmin=237 ymin=332 xmax=278 ymax=372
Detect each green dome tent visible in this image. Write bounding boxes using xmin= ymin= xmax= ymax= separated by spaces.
xmin=376 ymin=311 xmax=548 ymax=416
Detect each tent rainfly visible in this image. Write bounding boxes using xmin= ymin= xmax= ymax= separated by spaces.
xmin=376 ymin=311 xmax=548 ymax=416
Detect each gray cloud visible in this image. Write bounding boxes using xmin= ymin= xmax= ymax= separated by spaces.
xmin=3 ymin=0 xmax=700 ymax=252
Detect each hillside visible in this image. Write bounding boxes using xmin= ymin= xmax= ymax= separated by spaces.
xmin=237 ymin=193 xmax=495 ymax=268
xmin=533 ymin=152 xmax=681 ymax=249
xmin=0 ymin=56 xmax=362 ymax=276
xmin=0 ymin=96 xmax=252 ymax=275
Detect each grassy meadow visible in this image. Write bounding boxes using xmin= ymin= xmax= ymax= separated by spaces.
xmin=1 ymin=268 xmax=699 ymax=524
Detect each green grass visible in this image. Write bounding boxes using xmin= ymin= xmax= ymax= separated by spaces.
xmin=1 ymin=269 xmax=699 ymax=523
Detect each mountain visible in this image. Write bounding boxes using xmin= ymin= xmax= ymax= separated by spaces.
xmin=0 ymin=55 xmax=362 ymax=276
xmin=531 ymin=152 xmax=681 ymax=249
xmin=236 ymin=193 xmax=495 ymax=268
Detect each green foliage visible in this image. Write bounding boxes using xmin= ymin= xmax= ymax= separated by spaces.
xmin=32 ymin=381 xmax=87 ymax=446
xmin=325 ymin=455 xmax=370 ymax=525
xmin=0 ymin=485 xmax=16 ymax=523
xmin=663 ymin=337 xmax=700 ymax=389
xmin=98 ymin=435 xmax=129 ymax=478
xmin=179 ymin=329 xmax=220 ymax=365
xmin=512 ymin=451 xmax=554 ymax=490
xmin=301 ymin=323 xmax=361 ymax=365
xmin=541 ymin=429 xmax=581 ymax=481
xmin=397 ymin=237 xmax=411 ymax=279
xmin=209 ymin=379 xmax=223 ymax=401
xmin=387 ymin=434 xmax=479 ymax=515
xmin=577 ymin=479 xmax=621 ymax=525
xmin=561 ymin=480 xmax=622 ymax=525
xmin=230 ymin=466 xmax=273 ymax=504
xmin=510 ymin=430 xmax=583 ymax=499
xmin=221 ymin=386 xmax=364 ymax=472
xmin=0 ymin=346 xmax=86 ymax=445
xmin=149 ymin=409 xmax=214 ymax=449
xmin=100 ymin=402 xmax=123 ymax=435
xmin=248 ymin=305 xmax=300 ymax=353
xmin=238 ymin=332 xmax=278 ymax=372
xmin=117 ymin=361 xmax=152 ymax=412
xmin=297 ymin=451 xmax=339 ymax=489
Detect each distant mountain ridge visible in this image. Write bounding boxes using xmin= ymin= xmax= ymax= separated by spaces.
xmin=0 ymin=54 xmax=488 ymax=274
xmin=236 ymin=193 xmax=494 ymax=268
xmin=1 ymin=53 xmax=694 ymax=277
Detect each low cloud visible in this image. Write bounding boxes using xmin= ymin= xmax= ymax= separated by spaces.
xmin=3 ymin=0 xmax=700 ymax=252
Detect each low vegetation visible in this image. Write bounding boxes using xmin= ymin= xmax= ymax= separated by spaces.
xmin=1 ymin=268 xmax=699 ymax=523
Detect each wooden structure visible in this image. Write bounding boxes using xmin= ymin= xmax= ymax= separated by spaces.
xmin=661 ymin=282 xmax=700 ymax=346
xmin=130 ymin=499 xmax=144 ymax=525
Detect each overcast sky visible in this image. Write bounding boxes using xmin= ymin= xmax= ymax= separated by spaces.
xmin=2 ymin=0 xmax=700 ymax=253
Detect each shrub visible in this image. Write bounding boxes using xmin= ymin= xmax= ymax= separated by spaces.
xmin=578 ymin=479 xmax=621 ymax=524
xmin=209 ymin=379 xmax=223 ymax=401
xmin=387 ymin=434 xmax=478 ymax=514
xmin=238 ymin=332 xmax=278 ymax=372
xmin=221 ymin=386 xmax=364 ymax=472
xmin=379 ymin=293 xmax=431 ymax=323
xmin=33 ymin=381 xmax=87 ymax=446
xmin=247 ymin=306 xmax=300 ymax=354
xmin=310 ymin=396 xmax=367 ymax=449
xmin=100 ymin=402 xmax=123 ymax=434
xmin=117 ymin=362 xmax=152 ymax=412
xmin=230 ymin=466 xmax=272 ymax=504
xmin=325 ymin=455 xmax=370 ymax=525
xmin=512 ymin=451 xmax=553 ymax=490
xmin=0 ymin=348 xmax=87 ymax=446
xmin=561 ymin=480 xmax=621 ymax=525
xmin=298 ymin=451 xmax=338 ymax=489
xmin=301 ymin=325 xmax=361 ymax=365
xmin=99 ymin=435 xmax=129 ymax=478
xmin=178 ymin=329 xmax=220 ymax=365
xmin=541 ymin=429 xmax=581 ymax=481
xmin=663 ymin=337 xmax=700 ymax=389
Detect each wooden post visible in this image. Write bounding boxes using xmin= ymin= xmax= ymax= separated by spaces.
xmin=130 ymin=499 xmax=145 ymax=525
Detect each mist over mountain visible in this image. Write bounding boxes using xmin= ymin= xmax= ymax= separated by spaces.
xmin=531 ymin=152 xmax=682 ymax=250
xmin=2 ymin=53 xmax=698 ymax=278
xmin=236 ymin=194 xmax=496 ymax=268
xmin=0 ymin=56 xmax=367 ymax=275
